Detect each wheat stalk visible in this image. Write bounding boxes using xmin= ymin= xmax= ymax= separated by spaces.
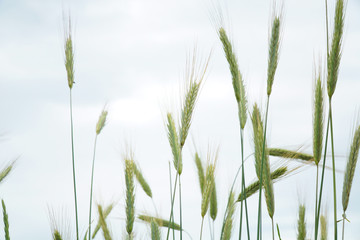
xmin=63 ymin=15 xmax=79 ymax=240
xmin=88 ymin=108 xmax=108 ymax=240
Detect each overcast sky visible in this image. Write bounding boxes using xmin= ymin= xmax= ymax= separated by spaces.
xmin=0 ymin=0 xmax=360 ymax=239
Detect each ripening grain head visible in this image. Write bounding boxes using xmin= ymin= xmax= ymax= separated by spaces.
xmin=342 ymin=124 xmax=360 ymax=212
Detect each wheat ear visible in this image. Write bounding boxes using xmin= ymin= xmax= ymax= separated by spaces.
xmin=320 ymin=214 xmax=328 ymax=240
xmin=221 ymin=191 xmax=235 ymax=240
xmin=92 ymin=203 xmax=114 ymax=239
xmin=97 ymin=204 xmax=112 ymax=240
xmin=150 ymin=219 xmax=161 ymax=240
xmin=252 ymin=104 xmax=275 ymax=218
xmin=269 ymin=148 xmax=314 ymax=162
xmin=133 ymin=162 xmax=152 ymax=198
xmin=0 ymin=161 xmax=15 ymax=184
xmin=297 ymin=204 xmax=307 ymax=240
xmin=238 ymin=166 xmax=287 ymax=201
xmin=124 ymin=158 xmax=135 ymax=237
xmin=327 ymin=0 xmax=344 ymax=99
xmin=138 ymin=215 xmax=181 ymax=231
xmin=2 ymin=199 xmax=10 ymax=240
xmin=88 ymin=108 xmax=108 ymax=240
xmin=342 ymin=124 xmax=360 ymax=212
xmin=267 ymin=15 xmax=281 ymax=96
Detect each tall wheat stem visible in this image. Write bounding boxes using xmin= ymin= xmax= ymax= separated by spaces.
xmin=315 ymin=165 xmax=319 ymax=235
xmin=168 ymin=162 xmax=175 ymax=240
xmin=179 ymin=175 xmax=183 ymax=240
xmin=315 ymin=117 xmax=330 ymax=239
xmin=271 ymin=218 xmax=275 ymax=240
xmin=239 ymin=129 xmax=250 ymax=240
xmin=256 ymin=96 xmax=270 ymax=240
xmin=315 ymin=1 xmax=330 ymax=237
xmin=69 ymin=90 xmax=79 ymax=240
xmin=342 ymin=211 xmax=345 ymax=240
xmin=329 ymin=100 xmax=338 ymax=239
xmin=200 ymin=217 xmax=205 ymax=240
xmin=88 ymin=135 xmax=98 ymax=240
xmin=166 ymin=173 xmax=178 ymax=240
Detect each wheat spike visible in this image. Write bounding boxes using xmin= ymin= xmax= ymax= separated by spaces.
xmin=221 ymin=191 xmax=235 ymax=240
xmin=133 ymin=162 xmax=152 ymax=198
xmin=92 ymin=203 xmax=114 ymax=239
xmin=64 ymin=18 xmax=74 ymax=89
xmin=269 ymin=148 xmax=314 ymax=162
xmin=151 ymin=219 xmax=161 ymax=240
xmin=124 ymin=158 xmax=135 ymax=236
xmin=179 ymin=52 xmax=209 ymax=148
xmin=2 ymin=199 xmax=10 ymax=240
xmin=218 ymin=27 xmax=247 ymax=129
xmin=97 ymin=204 xmax=112 ymax=240
xmin=267 ymin=15 xmax=281 ymax=96
xmin=251 ymin=103 xmax=275 ymax=218
xmin=194 ymin=152 xmax=205 ymax=194
xmin=166 ymin=113 xmax=182 ymax=174
xmin=297 ymin=204 xmax=307 ymax=240
xmin=313 ymin=72 xmax=324 ymax=165
xmin=138 ymin=215 xmax=181 ymax=231
xmin=320 ymin=214 xmax=328 ymax=240
xmin=201 ymin=164 xmax=215 ymax=218
xmin=210 ymin=180 xmax=218 ymax=221
xmin=96 ymin=109 xmax=108 ymax=135
xmin=238 ymin=166 xmax=287 ymax=201
xmin=327 ymin=0 xmax=345 ymax=98
xmin=342 ymin=124 xmax=360 ymax=212
xmin=0 ymin=161 xmax=15 ymax=184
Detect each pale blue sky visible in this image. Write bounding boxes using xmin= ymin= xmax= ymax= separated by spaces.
xmin=0 ymin=0 xmax=360 ymax=239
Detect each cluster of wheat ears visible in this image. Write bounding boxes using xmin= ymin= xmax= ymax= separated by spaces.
xmin=0 ymin=0 xmax=359 ymax=239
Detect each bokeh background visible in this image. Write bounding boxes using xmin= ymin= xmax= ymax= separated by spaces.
xmin=0 ymin=0 xmax=359 ymax=239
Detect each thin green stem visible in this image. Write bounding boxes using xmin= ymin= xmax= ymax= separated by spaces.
xmin=212 ymin=220 xmax=215 ymax=240
xmin=200 ymin=217 xmax=204 ymax=240
xmin=256 ymin=96 xmax=270 ymax=240
xmin=342 ymin=212 xmax=345 ymax=240
xmin=88 ymin=135 xmax=98 ymax=240
xmin=239 ymin=128 xmax=250 ymax=240
xmin=315 ymin=115 xmax=330 ymax=240
xmin=271 ymin=218 xmax=275 ymax=240
xmin=69 ymin=90 xmax=79 ymax=240
xmin=315 ymin=164 xmax=319 ymax=239
xmin=179 ymin=175 xmax=183 ymax=240
xmin=168 ymin=162 xmax=175 ymax=240
xmin=166 ymin=173 xmax=178 ymax=240
xmin=329 ymin=100 xmax=338 ymax=240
